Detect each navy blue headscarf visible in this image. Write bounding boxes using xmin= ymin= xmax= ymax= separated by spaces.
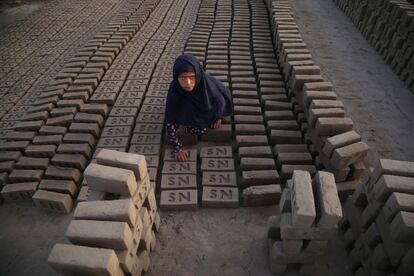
xmin=164 ymin=54 xmax=233 ymax=129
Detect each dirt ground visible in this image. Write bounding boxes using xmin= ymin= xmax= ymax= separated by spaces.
xmin=0 ymin=1 xmax=41 ymax=28
xmin=1 ymin=0 xmax=414 ymax=276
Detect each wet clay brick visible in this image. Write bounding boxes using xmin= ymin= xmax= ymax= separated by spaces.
xmin=57 ymin=143 xmax=92 ymax=158
xmin=16 ymin=156 xmax=49 ymax=170
xmin=8 ymin=169 xmax=43 ymax=183
xmin=33 ymin=190 xmax=73 ymax=213
xmin=236 ymin=135 xmax=269 ymax=147
xmin=238 ymin=146 xmax=273 ymax=158
xmin=1 ymin=182 xmax=38 ymax=201
xmin=202 ymin=171 xmax=237 ymax=187
xmin=39 ymin=179 xmax=77 ymax=198
xmin=161 ymin=174 xmax=197 ymax=190
xmin=201 ymin=158 xmax=235 ymax=171
xmin=162 ymin=161 xmax=197 ymax=175
xmin=202 ymin=186 xmax=239 ymax=208
xmin=200 ymin=146 xmax=233 ymax=158
xmin=52 ymin=154 xmax=88 ymax=171
xmin=242 ymin=170 xmax=281 ymax=186
xmin=160 ymin=189 xmax=198 ymax=211
xmin=240 ymin=157 xmax=276 ymax=170
xmin=243 ymin=184 xmax=282 ymax=206
xmin=25 ymin=145 xmax=56 ymax=157
xmin=45 ymin=166 xmax=81 ymax=183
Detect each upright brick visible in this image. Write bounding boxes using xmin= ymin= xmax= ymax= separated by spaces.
xmin=291 ymin=170 xmax=316 ymax=227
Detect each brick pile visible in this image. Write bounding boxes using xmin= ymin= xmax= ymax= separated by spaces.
xmin=268 ymin=170 xmax=342 ymax=274
xmin=265 ymin=0 xmax=370 ymax=198
xmin=48 ymin=149 xmax=159 ymax=275
xmin=332 ymin=0 xmax=414 ymax=91
xmin=339 ymin=159 xmax=414 ymax=275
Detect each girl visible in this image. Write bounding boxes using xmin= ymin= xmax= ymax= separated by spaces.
xmin=165 ymin=54 xmax=233 ymax=161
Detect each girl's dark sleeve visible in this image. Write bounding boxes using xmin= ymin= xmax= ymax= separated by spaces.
xmin=166 ymin=123 xmax=183 ymax=153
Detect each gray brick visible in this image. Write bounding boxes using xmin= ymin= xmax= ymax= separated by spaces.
xmin=243 ymin=184 xmax=282 ymax=206
xmin=160 ymin=189 xmax=198 ymax=211
xmin=202 ymin=186 xmax=239 ymax=208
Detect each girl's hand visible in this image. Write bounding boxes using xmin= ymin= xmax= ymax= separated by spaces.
xmin=176 ymin=148 xmax=189 ymax=162
xmin=210 ymin=118 xmax=222 ymax=129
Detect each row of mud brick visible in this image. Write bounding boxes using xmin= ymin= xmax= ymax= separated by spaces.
xmin=0 ymin=0 xmax=165 ymax=208
xmin=339 ymin=159 xmax=414 ymax=276
xmin=48 ymin=149 xmax=160 ymax=276
xmin=265 ymin=0 xmax=370 ymax=199
xmin=268 ymin=170 xmax=342 ymax=275
xmin=332 ymin=0 xmax=414 ymax=91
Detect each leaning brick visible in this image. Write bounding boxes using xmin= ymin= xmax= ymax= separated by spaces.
xmin=96 ymin=149 xmax=147 ymax=181
xmin=242 ymin=184 xmax=282 ymax=206
xmin=312 ymin=171 xmax=342 ymax=227
xmin=390 ymin=211 xmax=414 ymax=244
xmin=84 ymin=163 xmax=137 ymax=196
xmin=1 ymin=182 xmax=38 ymax=201
xmin=74 ymin=199 xmax=137 ymax=228
xmin=291 ymin=170 xmax=316 ymax=227
xmin=48 ymin=243 xmax=124 ymax=276
xmin=66 ymin=220 xmax=134 ymax=250
xmin=369 ymin=159 xmax=414 ymax=191
xmin=330 ymin=141 xmax=369 ymax=169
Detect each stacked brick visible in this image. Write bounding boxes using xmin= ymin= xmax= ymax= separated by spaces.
xmin=0 ymin=0 xmax=161 ymax=210
xmin=268 ymin=170 xmax=343 ymax=274
xmin=265 ymin=0 xmax=370 ymax=198
xmin=332 ymin=0 xmax=414 ymax=91
xmin=159 ymin=148 xmax=198 ymax=211
xmin=339 ymin=159 xmax=414 ymax=276
xmin=201 ymin=146 xmax=238 ymax=208
xmin=48 ymin=149 xmax=159 ymax=275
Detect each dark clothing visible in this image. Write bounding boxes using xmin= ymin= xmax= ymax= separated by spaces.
xmin=164 ymin=54 xmax=233 ymax=129
xmin=166 ymin=123 xmax=206 ymax=153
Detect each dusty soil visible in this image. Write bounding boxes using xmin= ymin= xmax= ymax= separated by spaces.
xmin=1 ymin=0 xmax=413 ymax=276
xmin=0 ymin=1 xmax=42 ymax=29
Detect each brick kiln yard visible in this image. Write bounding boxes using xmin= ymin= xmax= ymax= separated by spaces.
xmin=0 ymin=0 xmax=414 ymax=275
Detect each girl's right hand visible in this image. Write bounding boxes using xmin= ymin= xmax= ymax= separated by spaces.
xmin=176 ymin=148 xmax=189 ymax=162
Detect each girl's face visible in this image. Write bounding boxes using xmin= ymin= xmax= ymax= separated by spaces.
xmin=178 ymin=71 xmax=196 ymax=92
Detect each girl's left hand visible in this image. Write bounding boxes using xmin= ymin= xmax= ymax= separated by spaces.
xmin=210 ymin=118 xmax=222 ymax=129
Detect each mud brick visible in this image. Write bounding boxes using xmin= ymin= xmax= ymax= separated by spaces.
xmin=39 ymin=179 xmax=77 ymax=198
xmin=74 ymin=113 xmax=104 ymax=127
xmin=372 ymin=175 xmax=414 ymax=203
xmin=242 ymin=170 xmax=281 ymax=186
xmin=0 ymin=161 xmax=15 ymax=173
xmin=21 ymin=111 xmax=49 ymax=121
xmin=16 ymin=156 xmax=49 ymax=170
xmin=201 ymin=158 xmax=235 ymax=171
xmin=0 ymin=151 xmax=21 ymax=162
xmin=313 ymin=171 xmax=342 ymax=227
xmin=56 ymin=99 xmax=85 ymax=109
xmin=135 ymin=113 xmax=164 ymax=123
xmin=90 ymin=93 xmax=117 ymax=105
xmin=32 ymin=189 xmax=73 ymax=213
xmin=238 ymin=146 xmax=273 ymax=158
xmin=234 ymin=105 xmax=262 ymax=115
xmin=115 ymin=99 xmax=142 ymax=108
xmin=160 ymin=189 xmax=198 ymax=211
xmin=5 ymin=130 xmax=36 ymax=141
xmin=161 ymin=174 xmax=197 ymax=190
xmin=75 ymin=199 xmax=136 ymax=228
xmin=0 ymin=141 xmax=30 ymax=151
xmin=240 ymin=157 xmax=276 ymax=171
xmin=267 ymin=120 xmax=299 ymax=131
xmin=236 ymin=135 xmax=268 ymax=147
xmin=235 ymin=124 xmax=266 ymax=135
xmin=52 ymin=154 xmax=88 ymax=171
xmin=330 ymin=142 xmax=369 ymax=169
xmin=8 ymin=169 xmax=43 ymax=183
xmin=376 ymin=211 xmax=410 ymax=267
xmin=86 ymin=62 xmax=109 ymax=70
xmin=27 ymin=103 xmax=54 ymax=113
xmin=303 ymin=90 xmax=337 ymax=107
xmin=130 ymin=134 xmax=161 ymax=145
xmin=25 ymin=145 xmax=56 ymax=157
xmin=39 ymin=125 xmax=67 ymax=135
xmin=308 ymin=108 xmax=345 ymax=126
xmin=97 ymin=137 xmax=128 ymax=149
xmin=101 ymin=125 xmax=133 ymax=137
xmin=263 ymin=100 xmax=292 ymax=112
xmin=33 ymin=135 xmax=63 ymax=145
xmin=200 ymin=146 xmax=232 ymax=158
xmin=50 ymin=107 xmax=77 ymax=117
xmin=80 ymin=104 xmax=109 ymax=117
xmin=314 ymin=117 xmax=353 ymax=136
xmin=202 ymin=186 xmax=239 ymax=208
xmin=0 ymin=121 xmax=17 ymax=130
xmin=62 ymin=92 xmax=90 ymax=102
xmin=162 ymin=161 xmax=197 ymax=175
xmin=63 ymin=133 xmax=95 ymax=147
xmin=201 ymin=124 xmax=232 ymax=142
xmin=48 ymin=243 xmax=124 ymax=276
xmin=243 ymin=184 xmax=282 ymax=206
xmin=309 ymin=99 xmax=344 ymax=110
xmin=269 ymin=129 xmax=302 ymax=145
xmin=1 ymin=182 xmax=38 ymax=201
xmin=276 ymin=152 xmax=313 ymax=167
xmin=57 ymin=143 xmax=92 ymax=158
xmin=105 ymin=117 xmax=134 ymax=127
xmin=234 ymin=115 xmax=264 ymax=124
xmin=66 ymin=220 xmax=134 ymax=250
xmin=129 ymin=145 xmax=160 ymax=156
xmin=45 ymin=166 xmax=81 ymax=183
xmin=46 ymin=114 xmax=74 ymax=127
xmin=86 ymin=162 xmax=137 ymax=195
xmin=382 ymin=193 xmax=414 ymax=223
xmin=281 ymin=164 xmax=317 ymax=179
xmin=14 ymin=120 xmax=44 ymax=131
xmin=397 ymin=247 xmax=414 ymax=276
xmin=233 ymin=98 xmax=260 ymax=107
xmin=290 ymin=170 xmax=316 ymax=227
xmin=322 ymin=131 xmax=361 ymax=158
xmin=370 ymin=159 xmax=414 ymax=191
xmin=133 ymin=123 xmax=163 ymax=134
